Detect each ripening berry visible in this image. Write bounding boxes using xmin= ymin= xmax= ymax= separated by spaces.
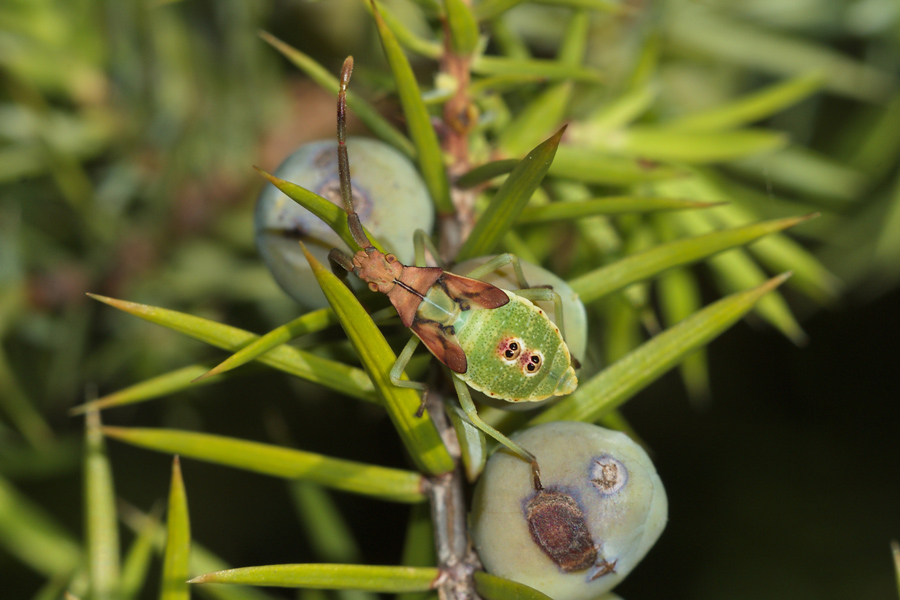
xmin=470 ymin=421 xmax=667 ymax=600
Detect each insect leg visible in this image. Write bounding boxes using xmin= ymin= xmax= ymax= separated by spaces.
xmin=413 ymin=229 xmax=444 ymax=269
xmin=336 ymin=56 xmax=373 ymax=251
xmin=328 ymin=248 xmax=356 ymax=280
xmin=463 ymin=253 xmax=530 ymax=289
xmin=515 ymin=286 xmax=568 ymax=343
xmin=452 ymin=376 xmax=543 ymax=491
xmin=390 ymin=336 xmax=426 ymax=391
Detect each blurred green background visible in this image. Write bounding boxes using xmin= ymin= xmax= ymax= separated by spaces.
xmin=2 ymin=0 xmax=899 ymax=598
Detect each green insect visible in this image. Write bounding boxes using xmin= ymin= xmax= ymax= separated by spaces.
xmin=326 ymin=56 xmax=577 ymax=488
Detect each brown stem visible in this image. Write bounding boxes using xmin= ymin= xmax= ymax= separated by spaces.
xmin=423 ymin=384 xmax=483 ymax=600
xmin=438 ymin=22 xmax=479 ymax=260
xmin=427 ymin=16 xmax=488 ymax=600
xmin=426 ymin=467 xmax=481 ymax=600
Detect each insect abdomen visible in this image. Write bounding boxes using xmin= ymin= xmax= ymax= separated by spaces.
xmin=455 ymin=293 xmax=575 ymax=402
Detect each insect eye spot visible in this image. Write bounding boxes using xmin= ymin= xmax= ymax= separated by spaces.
xmin=499 ymin=338 xmax=523 ymax=362
xmin=521 ymin=351 xmax=543 ymax=375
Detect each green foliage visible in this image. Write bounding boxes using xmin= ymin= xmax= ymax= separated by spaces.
xmin=189 ymin=564 xmax=439 ymax=591
xmin=473 ymin=572 xmax=555 ymax=600
xmin=84 ymin=411 xmax=120 ymax=600
xmin=101 ymin=427 xmax=425 ymax=503
xmin=161 ymin=457 xmax=190 ymax=600
xmin=2 ymin=0 xmax=899 ymax=598
xmin=457 ymin=127 xmax=565 ymax=260
xmin=531 ymin=274 xmax=790 ymax=425
xmin=301 ymin=244 xmax=454 ymax=475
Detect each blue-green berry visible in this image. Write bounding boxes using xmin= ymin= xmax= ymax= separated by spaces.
xmin=470 ymin=421 xmax=667 ymax=600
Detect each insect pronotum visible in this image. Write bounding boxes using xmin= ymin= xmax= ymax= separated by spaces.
xmin=326 ymin=56 xmax=577 ymax=489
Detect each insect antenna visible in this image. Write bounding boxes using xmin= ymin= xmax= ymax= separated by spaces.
xmin=337 ymin=56 xmax=372 ymax=252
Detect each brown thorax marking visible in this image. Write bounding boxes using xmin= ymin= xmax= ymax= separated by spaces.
xmin=351 ymin=248 xmax=443 ymax=329
xmin=352 ymin=248 xmax=404 ymax=295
